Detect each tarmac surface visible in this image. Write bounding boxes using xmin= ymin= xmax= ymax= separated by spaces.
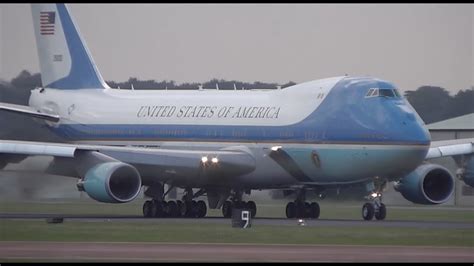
xmin=0 ymin=241 xmax=472 ymax=262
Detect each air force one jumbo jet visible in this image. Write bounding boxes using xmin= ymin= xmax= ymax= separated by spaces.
xmin=1 ymin=4 xmax=473 ymax=220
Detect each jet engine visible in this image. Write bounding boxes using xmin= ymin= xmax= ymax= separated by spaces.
xmin=76 ymin=151 xmax=142 ymax=203
xmin=393 ymin=163 xmax=454 ymax=205
xmin=456 ymin=156 xmax=474 ymax=187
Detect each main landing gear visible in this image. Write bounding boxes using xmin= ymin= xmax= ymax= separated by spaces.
xmin=285 ymin=189 xmax=320 ymax=219
xmin=221 ymin=190 xmax=257 ymax=218
xmin=143 ymin=186 xmax=207 ymax=218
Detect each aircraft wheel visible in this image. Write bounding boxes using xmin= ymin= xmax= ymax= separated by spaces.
xmin=143 ymin=200 xmax=153 ymax=218
xmin=222 ymin=201 xmax=232 ymax=218
xmin=152 ymin=200 xmax=164 ymax=218
xmin=304 ymin=202 xmax=311 ymax=218
xmin=176 ymin=200 xmax=184 ymax=217
xmin=286 ymin=202 xmax=296 ymax=218
xmin=197 ymin=200 xmax=207 ymax=218
xmin=190 ymin=200 xmax=198 ymax=217
xmin=183 ymin=201 xmax=193 ymax=218
xmin=167 ymin=200 xmax=179 ymax=217
xmin=247 ymin=201 xmax=257 ymax=218
xmin=295 ymin=202 xmax=306 ymax=218
xmin=375 ymin=203 xmax=386 ymax=220
xmin=310 ymin=202 xmax=320 ymax=219
xmin=362 ymin=203 xmax=375 ymax=220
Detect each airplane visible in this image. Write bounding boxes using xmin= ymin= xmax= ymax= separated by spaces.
xmin=0 ymin=3 xmax=473 ymax=220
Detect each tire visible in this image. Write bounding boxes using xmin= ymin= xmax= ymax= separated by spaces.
xmin=375 ymin=203 xmax=386 ymax=220
xmin=184 ymin=201 xmax=193 ymax=218
xmin=191 ymin=200 xmax=198 ymax=218
xmin=286 ymin=202 xmax=296 ymax=218
xmin=362 ymin=203 xmax=375 ymax=221
xmin=143 ymin=200 xmax=152 ymax=218
xmin=310 ymin=202 xmax=320 ymax=219
xmin=176 ymin=200 xmax=184 ymax=217
xmin=152 ymin=200 xmax=163 ymax=218
xmin=304 ymin=202 xmax=311 ymax=218
xmin=197 ymin=200 xmax=207 ymax=218
xmin=222 ymin=201 xmax=232 ymax=218
xmin=295 ymin=202 xmax=305 ymax=218
xmin=247 ymin=201 xmax=257 ymax=218
xmin=167 ymin=201 xmax=179 ymax=217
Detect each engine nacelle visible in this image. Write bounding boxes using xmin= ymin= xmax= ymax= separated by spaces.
xmin=82 ymin=161 xmax=142 ymax=203
xmin=457 ymin=156 xmax=474 ymax=187
xmin=76 ymin=151 xmax=142 ymax=203
xmin=394 ymin=164 xmax=454 ymax=205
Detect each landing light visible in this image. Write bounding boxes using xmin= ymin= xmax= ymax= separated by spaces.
xmin=371 ymin=192 xmax=378 ymax=198
xmin=211 ymin=157 xmax=219 ymax=164
xmin=201 ymin=156 xmax=209 ymax=164
xmin=271 ymin=146 xmax=282 ymax=152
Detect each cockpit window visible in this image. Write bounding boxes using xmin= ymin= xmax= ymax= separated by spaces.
xmin=365 ymin=88 xmax=402 ymax=98
xmin=379 ymin=89 xmax=395 ymax=97
xmin=366 ymin=88 xmax=374 ymax=97
xmin=392 ymin=89 xmax=402 ymax=97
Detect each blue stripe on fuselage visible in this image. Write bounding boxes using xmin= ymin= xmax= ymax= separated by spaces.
xmin=51 ymin=77 xmax=431 ymax=145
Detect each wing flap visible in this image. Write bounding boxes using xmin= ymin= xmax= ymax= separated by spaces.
xmin=0 ymin=140 xmax=76 ymax=157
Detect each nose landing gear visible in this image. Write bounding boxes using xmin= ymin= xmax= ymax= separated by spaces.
xmin=362 ymin=192 xmax=386 ymax=220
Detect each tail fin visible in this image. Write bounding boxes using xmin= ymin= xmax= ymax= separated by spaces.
xmin=31 ymin=4 xmax=109 ymax=89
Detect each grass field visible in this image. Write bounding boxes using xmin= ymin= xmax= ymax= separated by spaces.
xmin=1 ymin=199 xmax=473 ymax=247
xmin=0 ymin=220 xmax=473 ymax=247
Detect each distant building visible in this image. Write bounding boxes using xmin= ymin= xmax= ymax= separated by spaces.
xmin=427 ymin=113 xmax=474 ymax=141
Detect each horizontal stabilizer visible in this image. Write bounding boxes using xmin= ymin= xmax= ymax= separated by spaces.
xmin=0 ymin=102 xmax=60 ymax=122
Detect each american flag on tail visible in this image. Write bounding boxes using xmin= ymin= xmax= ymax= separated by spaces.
xmin=40 ymin=11 xmax=56 ymax=35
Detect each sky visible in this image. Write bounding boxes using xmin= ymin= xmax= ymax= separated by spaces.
xmin=1 ymin=4 xmax=473 ymax=94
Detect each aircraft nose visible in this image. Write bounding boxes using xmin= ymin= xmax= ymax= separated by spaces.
xmin=394 ymin=102 xmax=431 ymax=145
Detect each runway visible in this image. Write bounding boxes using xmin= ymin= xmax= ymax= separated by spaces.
xmin=0 ymin=241 xmax=472 ymax=262
xmin=1 ymin=213 xmax=474 ymax=229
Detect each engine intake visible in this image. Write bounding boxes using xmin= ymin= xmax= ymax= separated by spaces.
xmin=394 ymin=164 xmax=454 ymax=205
xmin=83 ymin=162 xmax=141 ymax=203
xmin=76 ymin=151 xmax=142 ymax=203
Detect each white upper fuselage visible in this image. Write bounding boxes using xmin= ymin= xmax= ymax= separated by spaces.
xmin=29 ymin=77 xmax=340 ymax=128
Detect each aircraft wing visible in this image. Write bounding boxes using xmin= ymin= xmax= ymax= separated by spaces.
xmin=0 ymin=139 xmax=256 ymax=182
xmin=425 ymin=138 xmax=474 ymax=159
xmin=0 ymin=102 xmax=60 ymax=122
